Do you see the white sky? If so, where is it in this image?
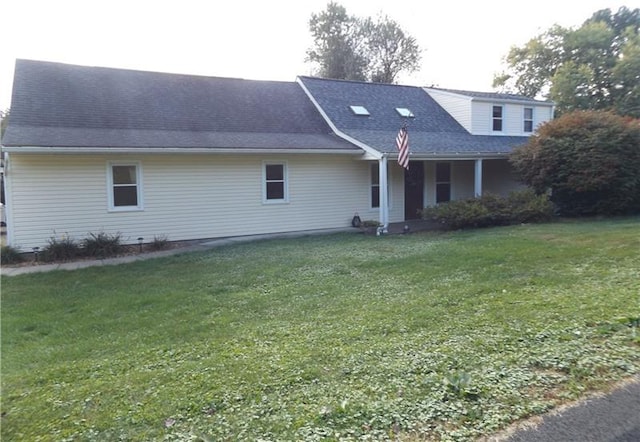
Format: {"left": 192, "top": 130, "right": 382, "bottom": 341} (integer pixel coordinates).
{"left": 1, "top": 0, "right": 636, "bottom": 111}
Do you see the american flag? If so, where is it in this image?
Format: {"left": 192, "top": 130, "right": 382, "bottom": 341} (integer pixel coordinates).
{"left": 396, "top": 126, "right": 409, "bottom": 169}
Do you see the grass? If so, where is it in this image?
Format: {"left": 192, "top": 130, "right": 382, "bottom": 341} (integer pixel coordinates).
{"left": 1, "top": 218, "right": 639, "bottom": 441}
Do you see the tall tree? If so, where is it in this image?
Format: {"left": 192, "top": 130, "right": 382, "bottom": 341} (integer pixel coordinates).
{"left": 306, "top": 2, "right": 421, "bottom": 83}
{"left": 361, "top": 15, "right": 422, "bottom": 83}
{"left": 494, "top": 7, "right": 640, "bottom": 116}
{"left": 306, "top": 2, "right": 367, "bottom": 81}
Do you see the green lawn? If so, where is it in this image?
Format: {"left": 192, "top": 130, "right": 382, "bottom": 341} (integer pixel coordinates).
{"left": 2, "top": 218, "right": 639, "bottom": 441}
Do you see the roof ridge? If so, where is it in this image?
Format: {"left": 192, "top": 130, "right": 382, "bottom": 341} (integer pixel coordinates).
{"left": 297, "top": 75, "right": 424, "bottom": 90}
{"left": 15, "top": 59, "right": 298, "bottom": 85}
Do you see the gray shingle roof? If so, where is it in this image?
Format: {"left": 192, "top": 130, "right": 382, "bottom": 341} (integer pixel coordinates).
{"left": 299, "top": 77, "right": 529, "bottom": 155}
{"left": 427, "top": 87, "right": 553, "bottom": 104}
{"left": 2, "top": 60, "right": 359, "bottom": 151}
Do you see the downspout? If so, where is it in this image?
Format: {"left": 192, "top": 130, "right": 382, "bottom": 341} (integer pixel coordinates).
{"left": 3, "top": 152, "right": 12, "bottom": 247}
{"left": 379, "top": 155, "right": 389, "bottom": 233}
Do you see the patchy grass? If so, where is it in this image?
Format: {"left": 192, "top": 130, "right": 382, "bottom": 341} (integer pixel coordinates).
{"left": 1, "top": 218, "right": 639, "bottom": 441}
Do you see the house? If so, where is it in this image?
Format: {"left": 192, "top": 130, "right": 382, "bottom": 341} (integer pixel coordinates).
{"left": 1, "top": 60, "right": 554, "bottom": 252}
{"left": 298, "top": 77, "right": 554, "bottom": 225}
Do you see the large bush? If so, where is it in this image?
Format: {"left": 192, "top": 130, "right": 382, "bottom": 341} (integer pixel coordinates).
{"left": 510, "top": 111, "right": 640, "bottom": 216}
{"left": 421, "top": 190, "right": 554, "bottom": 230}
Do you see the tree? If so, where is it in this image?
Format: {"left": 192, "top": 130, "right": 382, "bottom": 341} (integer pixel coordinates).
{"left": 306, "top": 2, "right": 421, "bottom": 83}
{"left": 306, "top": 2, "right": 368, "bottom": 81}
{"left": 360, "top": 15, "right": 422, "bottom": 83}
{"left": 494, "top": 7, "right": 640, "bottom": 117}
{"left": 510, "top": 110, "right": 640, "bottom": 216}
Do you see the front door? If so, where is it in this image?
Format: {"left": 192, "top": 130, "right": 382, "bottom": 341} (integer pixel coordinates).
{"left": 404, "top": 161, "right": 424, "bottom": 219}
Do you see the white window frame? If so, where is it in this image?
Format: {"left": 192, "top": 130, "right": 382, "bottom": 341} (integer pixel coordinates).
{"left": 262, "top": 161, "right": 289, "bottom": 204}
{"left": 435, "top": 162, "right": 451, "bottom": 203}
{"left": 107, "top": 161, "right": 144, "bottom": 212}
{"left": 524, "top": 107, "right": 534, "bottom": 133}
{"left": 371, "top": 162, "right": 380, "bottom": 208}
{"left": 492, "top": 105, "right": 504, "bottom": 132}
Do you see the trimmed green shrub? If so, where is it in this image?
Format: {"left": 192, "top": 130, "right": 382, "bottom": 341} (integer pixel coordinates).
{"left": 1, "top": 245, "right": 24, "bottom": 265}
{"left": 41, "top": 235, "right": 81, "bottom": 262}
{"left": 422, "top": 189, "right": 554, "bottom": 230}
{"left": 83, "top": 232, "right": 124, "bottom": 258}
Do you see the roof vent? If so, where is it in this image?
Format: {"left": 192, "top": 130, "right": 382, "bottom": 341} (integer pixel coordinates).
{"left": 350, "top": 105, "right": 370, "bottom": 116}
{"left": 395, "top": 107, "right": 414, "bottom": 118}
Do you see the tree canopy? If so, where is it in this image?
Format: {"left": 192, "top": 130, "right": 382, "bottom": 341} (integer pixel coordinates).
{"left": 510, "top": 110, "right": 640, "bottom": 216}
{"left": 494, "top": 7, "right": 640, "bottom": 117}
{"left": 306, "top": 2, "right": 421, "bottom": 83}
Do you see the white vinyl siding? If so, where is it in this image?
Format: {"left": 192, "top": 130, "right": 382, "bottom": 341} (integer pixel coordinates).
{"left": 423, "top": 159, "right": 521, "bottom": 206}
{"left": 425, "top": 88, "right": 554, "bottom": 136}
{"left": 472, "top": 102, "right": 554, "bottom": 135}
{"left": 423, "top": 88, "right": 473, "bottom": 132}
{"left": 6, "top": 154, "right": 403, "bottom": 251}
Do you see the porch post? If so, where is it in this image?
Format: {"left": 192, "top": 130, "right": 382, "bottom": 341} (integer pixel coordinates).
{"left": 379, "top": 155, "right": 389, "bottom": 232}
{"left": 474, "top": 159, "right": 483, "bottom": 197}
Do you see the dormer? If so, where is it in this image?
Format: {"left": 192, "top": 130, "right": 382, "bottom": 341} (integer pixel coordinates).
{"left": 424, "top": 88, "right": 554, "bottom": 136}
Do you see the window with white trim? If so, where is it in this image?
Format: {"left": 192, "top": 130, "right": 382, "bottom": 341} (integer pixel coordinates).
{"left": 371, "top": 163, "right": 380, "bottom": 208}
{"left": 107, "top": 162, "right": 143, "bottom": 211}
{"left": 524, "top": 107, "right": 534, "bottom": 133}
{"left": 263, "top": 162, "right": 288, "bottom": 203}
{"left": 435, "top": 162, "right": 451, "bottom": 203}
{"left": 492, "top": 105, "right": 503, "bottom": 132}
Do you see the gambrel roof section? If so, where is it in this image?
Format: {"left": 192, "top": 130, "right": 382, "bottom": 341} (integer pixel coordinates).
{"left": 297, "top": 76, "right": 530, "bottom": 158}
{"left": 2, "top": 60, "right": 359, "bottom": 153}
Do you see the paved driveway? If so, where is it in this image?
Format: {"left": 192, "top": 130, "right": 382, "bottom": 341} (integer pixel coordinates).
{"left": 504, "top": 376, "right": 640, "bottom": 442}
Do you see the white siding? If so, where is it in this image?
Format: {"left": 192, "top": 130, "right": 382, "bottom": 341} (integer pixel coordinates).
{"left": 424, "top": 89, "right": 473, "bottom": 132}
{"left": 472, "top": 101, "right": 553, "bottom": 135}
{"left": 483, "top": 159, "right": 524, "bottom": 195}
{"left": 421, "top": 159, "right": 521, "bottom": 207}
{"left": 6, "top": 154, "right": 377, "bottom": 251}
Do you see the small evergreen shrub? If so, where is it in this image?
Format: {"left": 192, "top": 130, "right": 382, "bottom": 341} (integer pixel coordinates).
{"left": 1, "top": 245, "right": 24, "bottom": 265}
{"left": 149, "top": 235, "right": 169, "bottom": 251}
{"left": 422, "top": 190, "right": 553, "bottom": 230}
{"left": 41, "top": 235, "right": 81, "bottom": 262}
{"left": 507, "top": 189, "right": 556, "bottom": 223}
{"left": 83, "top": 232, "right": 124, "bottom": 258}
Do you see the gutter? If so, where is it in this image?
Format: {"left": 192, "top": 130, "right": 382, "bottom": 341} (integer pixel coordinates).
{"left": 1, "top": 146, "right": 364, "bottom": 155}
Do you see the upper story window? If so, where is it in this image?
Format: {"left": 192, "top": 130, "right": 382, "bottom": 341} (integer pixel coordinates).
{"left": 524, "top": 107, "right": 534, "bottom": 133}
{"left": 492, "top": 105, "right": 503, "bottom": 132}
{"left": 263, "top": 162, "right": 288, "bottom": 203}
{"left": 107, "top": 162, "right": 143, "bottom": 211}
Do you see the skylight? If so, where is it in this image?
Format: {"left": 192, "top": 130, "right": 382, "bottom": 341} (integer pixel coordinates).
{"left": 350, "top": 105, "right": 370, "bottom": 116}
{"left": 395, "top": 107, "right": 415, "bottom": 118}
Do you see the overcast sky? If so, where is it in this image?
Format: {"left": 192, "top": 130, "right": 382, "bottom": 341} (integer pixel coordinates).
{"left": 1, "top": 0, "right": 635, "bottom": 111}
